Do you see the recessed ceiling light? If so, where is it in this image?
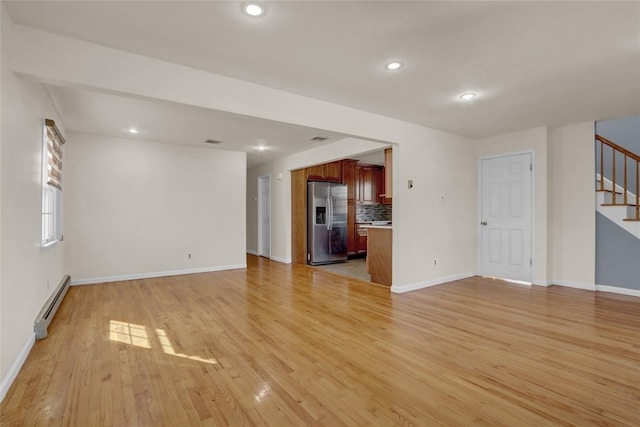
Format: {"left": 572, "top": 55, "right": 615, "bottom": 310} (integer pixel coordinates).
{"left": 128, "top": 128, "right": 139, "bottom": 134}
{"left": 385, "top": 61, "right": 403, "bottom": 71}
{"left": 459, "top": 93, "right": 476, "bottom": 101}
{"left": 257, "top": 145, "right": 267, "bottom": 151}
{"left": 243, "top": 3, "right": 265, "bottom": 17}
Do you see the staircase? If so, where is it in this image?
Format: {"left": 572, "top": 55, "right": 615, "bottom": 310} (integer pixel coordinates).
{"left": 595, "top": 134, "right": 640, "bottom": 239}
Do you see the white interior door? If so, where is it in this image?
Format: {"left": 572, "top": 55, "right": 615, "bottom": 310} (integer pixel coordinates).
{"left": 258, "top": 175, "right": 271, "bottom": 257}
{"left": 480, "top": 153, "right": 532, "bottom": 282}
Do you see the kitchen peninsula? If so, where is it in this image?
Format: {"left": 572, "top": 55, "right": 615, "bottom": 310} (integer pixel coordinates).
{"left": 361, "top": 224, "right": 392, "bottom": 286}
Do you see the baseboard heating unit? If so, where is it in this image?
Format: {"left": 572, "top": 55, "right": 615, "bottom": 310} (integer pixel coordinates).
{"left": 34, "top": 274, "right": 71, "bottom": 340}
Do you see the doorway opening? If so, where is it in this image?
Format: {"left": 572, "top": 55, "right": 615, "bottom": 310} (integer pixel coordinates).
{"left": 258, "top": 175, "right": 271, "bottom": 258}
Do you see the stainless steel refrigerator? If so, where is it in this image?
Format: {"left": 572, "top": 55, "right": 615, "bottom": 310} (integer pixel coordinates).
{"left": 307, "top": 181, "right": 348, "bottom": 265}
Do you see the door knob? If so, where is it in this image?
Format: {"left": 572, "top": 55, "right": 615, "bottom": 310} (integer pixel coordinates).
{"left": 481, "top": 221, "right": 488, "bottom": 226}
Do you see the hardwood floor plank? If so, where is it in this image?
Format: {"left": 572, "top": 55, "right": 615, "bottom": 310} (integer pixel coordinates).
{"left": 1, "top": 256, "right": 639, "bottom": 426}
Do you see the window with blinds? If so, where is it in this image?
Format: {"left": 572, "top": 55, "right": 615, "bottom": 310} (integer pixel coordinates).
{"left": 42, "top": 118, "right": 65, "bottom": 246}
{"left": 44, "top": 118, "right": 65, "bottom": 190}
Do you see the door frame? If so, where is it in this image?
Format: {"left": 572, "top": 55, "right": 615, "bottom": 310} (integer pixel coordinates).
{"left": 477, "top": 149, "right": 535, "bottom": 283}
{"left": 257, "top": 174, "right": 271, "bottom": 258}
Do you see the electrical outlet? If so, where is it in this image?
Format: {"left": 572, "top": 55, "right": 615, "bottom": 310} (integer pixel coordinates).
{"left": 188, "top": 253, "right": 192, "bottom": 260}
{"left": 433, "top": 259, "right": 437, "bottom": 266}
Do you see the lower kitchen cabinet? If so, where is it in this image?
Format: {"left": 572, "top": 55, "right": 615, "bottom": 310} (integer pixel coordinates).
{"left": 366, "top": 227, "right": 392, "bottom": 286}
{"left": 356, "top": 225, "right": 368, "bottom": 254}
{"left": 347, "top": 203, "right": 356, "bottom": 256}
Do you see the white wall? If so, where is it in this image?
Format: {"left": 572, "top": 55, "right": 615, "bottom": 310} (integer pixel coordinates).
{"left": 0, "top": 4, "right": 65, "bottom": 397}
{"left": 548, "top": 122, "right": 596, "bottom": 286}
{"left": 393, "top": 132, "right": 477, "bottom": 289}
{"left": 64, "top": 134, "right": 247, "bottom": 283}
{"left": 476, "top": 127, "right": 549, "bottom": 285}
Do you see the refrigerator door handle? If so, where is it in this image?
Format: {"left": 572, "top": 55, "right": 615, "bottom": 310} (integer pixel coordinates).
{"left": 330, "top": 195, "right": 335, "bottom": 230}
{"left": 326, "top": 195, "right": 332, "bottom": 230}
{"left": 329, "top": 195, "right": 334, "bottom": 230}
{"left": 328, "top": 196, "right": 333, "bottom": 230}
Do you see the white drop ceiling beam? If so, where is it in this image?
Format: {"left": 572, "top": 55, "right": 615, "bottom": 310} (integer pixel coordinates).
{"left": 9, "top": 23, "right": 442, "bottom": 146}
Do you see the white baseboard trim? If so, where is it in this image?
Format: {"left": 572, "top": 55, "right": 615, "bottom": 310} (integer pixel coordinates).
{"left": 246, "top": 250, "right": 258, "bottom": 256}
{"left": 70, "top": 264, "right": 247, "bottom": 286}
{"left": 551, "top": 280, "right": 597, "bottom": 291}
{"left": 269, "top": 256, "right": 292, "bottom": 264}
{"left": 1, "top": 333, "right": 36, "bottom": 403}
{"left": 550, "top": 280, "right": 639, "bottom": 297}
{"left": 595, "top": 284, "right": 640, "bottom": 297}
{"left": 532, "top": 280, "right": 550, "bottom": 287}
{"left": 391, "top": 272, "right": 474, "bottom": 294}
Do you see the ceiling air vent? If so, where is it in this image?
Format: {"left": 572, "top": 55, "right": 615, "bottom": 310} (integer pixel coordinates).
{"left": 204, "top": 139, "right": 223, "bottom": 145}
{"left": 310, "top": 136, "right": 328, "bottom": 142}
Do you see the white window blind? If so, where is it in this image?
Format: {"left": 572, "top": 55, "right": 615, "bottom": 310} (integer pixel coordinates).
{"left": 45, "top": 118, "right": 65, "bottom": 190}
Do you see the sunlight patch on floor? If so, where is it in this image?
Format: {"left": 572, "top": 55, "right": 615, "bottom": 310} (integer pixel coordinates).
{"left": 109, "top": 320, "right": 150, "bottom": 348}
{"left": 156, "top": 328, "right": 219, "bottom": 365}
{"left": 108, "top": 320, "right": 218, "bottom": 364}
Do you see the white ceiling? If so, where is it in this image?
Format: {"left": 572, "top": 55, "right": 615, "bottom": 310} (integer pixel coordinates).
{"left": 6, "top": 1, "right": 640, "bottom": 156}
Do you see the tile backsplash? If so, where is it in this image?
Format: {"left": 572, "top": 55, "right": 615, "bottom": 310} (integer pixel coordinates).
{"left": 356, "top": 204, "right": 392, "bottom": 222}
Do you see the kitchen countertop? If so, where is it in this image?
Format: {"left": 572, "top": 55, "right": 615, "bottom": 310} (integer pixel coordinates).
{"left": 359, "top": 225, "right": 392, "bottom": 229}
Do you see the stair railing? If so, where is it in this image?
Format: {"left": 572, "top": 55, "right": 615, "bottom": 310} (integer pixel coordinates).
{"left": 596, "top": 134, "right": 640, "bottom": 221}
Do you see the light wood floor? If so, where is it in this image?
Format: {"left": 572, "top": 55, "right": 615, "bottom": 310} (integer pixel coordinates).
{"left": 2, "top": 255, "right": 639, "bottom": 426}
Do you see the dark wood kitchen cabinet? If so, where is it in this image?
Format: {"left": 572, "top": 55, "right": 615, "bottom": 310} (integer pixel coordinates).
{"left": 347, "top": 203, "right": 356, "bottom": 256}
{"left": 306, "top": 161, "right": 342, "bottom": 182}
{"left": 356, "top": 164, "right": 384, "bottom": 205}
{"left": 358, "top": 165, "right": 375, "bottom": 204}
{"left": 375, "top": 166, "right": 386, "bottom": 204}
{"left": 356, "top": 225, "right": 368, "bottom": 254}
{"left": 325, "top": 161, "right": 343, "bottom": 182}
{"left": 382, "top": 148, "right": 392, "bottom": 204}
{"left": 342, "top": 159, "right": 358, "bottom": 256}
{"left": 341, "top": 159, "right": 357, "bottom": 202}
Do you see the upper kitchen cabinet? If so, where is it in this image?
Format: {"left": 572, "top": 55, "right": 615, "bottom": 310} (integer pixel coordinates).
{"left": 325, "top": 161, "right": 343, "bottom": 182}
{"left": 306, "top": 161, "right": 342, "bottom": 182}
{"left": 357, "top": 164, "right": 386, "bottom": 205}
{"left": 341, "top": 159, "right": 357, "bottom": 202}
{"left": 382, "top": 148, "right": 393, "bottom": 204}
{"left": 357, "top": 165, "right": 378, "bottom": 204}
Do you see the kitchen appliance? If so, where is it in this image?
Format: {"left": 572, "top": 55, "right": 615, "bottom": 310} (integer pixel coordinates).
{"left": 307, "top": 181, "right": 348, "bottom": 265}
